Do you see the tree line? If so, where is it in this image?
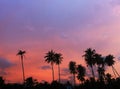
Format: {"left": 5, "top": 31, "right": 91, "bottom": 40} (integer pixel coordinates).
{"left": 44, "top": 48, "right": 120, "bottom": 85}
{"left": 0, "top": 48, "right": 120, "bottom": 89}
{"left": 68, "top": 48, "right": 120, "bottom": 86}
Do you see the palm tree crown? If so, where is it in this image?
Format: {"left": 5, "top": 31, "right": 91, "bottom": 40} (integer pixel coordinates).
{"left": 69, "top": 61, "right": 77, "bottom": 74}
{"left": 104, "top": 54, "right": 120, "bottom": 77}
{"left": 44, "top": 50, "right": 56, "bottom": 64}
{"left": 105, "top": 54, "right": 115, "bottom": 66}
{"left": 69, "top": 61, "right": 77, "bottom": 86}
{"left": 83, "top": 48, "right": 96, "bottom": 78}
{"left": 83, "top": 48, "right": 96, "bottom": 67}
{"left": 17, "top": 50, "right": 26, "bottom": 56}
{"left": 94, "top": 53, "right": 104, "bottom": 66}
{"left": 54, "top": 53, "right": 63, "bottom": 65}
{"left": 77, "top": 64, "right": 86, "bottom": 83}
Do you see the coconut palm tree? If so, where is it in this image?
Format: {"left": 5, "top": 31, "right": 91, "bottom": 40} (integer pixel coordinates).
{"left": 44, "top": 50, "right": 56, "bottom": 81}
{"left": 105, "top": 55, "right": 115, "bottom": 66}
{"left": 54, "top": 53, "right": 63, "bottom": 83}
{"left": 94, "top": 53, "right": 105, "bottom": 81}
{"left": 105, "top": 54, "right": 120, "bottom": 78}
{"left": 76, "top": 64, "right": 86, "bottom": 83}
{"left": 17, "top": 50, "right": 26, "bottom": 83}
{"left": 69, "top": 61, "right": 77, "bottom": 86}
{"left": 83, "top": 48, "right": 96, "bottom": 79}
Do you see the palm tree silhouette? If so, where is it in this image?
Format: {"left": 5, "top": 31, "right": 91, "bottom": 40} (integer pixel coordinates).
{"left": 25, "top": 77, "right": 38, "bottom": 87}
{"left": 105, "top": 73, "right": 112, "bottom": 84}
{"left": 83, "top": 48, "right": 96, "bottom": 79}
{"left": 54, "top": 53, "right": 63, "bottom": 83}
{"left": 94, "top": 53, "right": 104, "bottom": 67}
{"left": 44, "top": 50, "right": 56, "bottom": 81}
{"left": 94, "top": 53, "right": 105, "bottom": 81}
{"left": 17, "top": 50, "right": 26, "bottom": 83}
{"left": 76, "top": 64, "right": 86, "bottom": 83}
{"left": 97, "top": 67, "right": 105, "bottom": 82}
{"left": 105, "top": 54, "right": 120, "bottom": 78}
{"left": 69, "top": 61, "right": 77, "bottom": 86}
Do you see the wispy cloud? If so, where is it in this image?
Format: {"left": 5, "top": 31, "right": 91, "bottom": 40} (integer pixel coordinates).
{"left": 40, "top": 65, "right": 51, "bottom": 70}
{"left": 0, "top": 57, "right": 15, "bottom": 76}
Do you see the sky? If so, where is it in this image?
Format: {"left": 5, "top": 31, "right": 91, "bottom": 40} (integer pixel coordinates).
{"left": 1, "top": 0, "right": 120, "bottom": 83}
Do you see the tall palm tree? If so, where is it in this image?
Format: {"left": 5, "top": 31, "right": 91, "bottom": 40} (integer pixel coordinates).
{"left": 54, "top": 53, "right": 63, "bottom": 83}
{"left": 44, "top": 50, "right": 56, "bottom": 81}
{"left": 83, "top": 48, "right": 96, "bottom": 79}
{"left": 94, "top": 53, "right": 105, "bottom": 81}
{"left": 105, "top": 54, "right": 120, "bottom": 78}
{"left": 17, "top": 50, "right": 26, "bottom": 83}
{"left": 69, "top": 61, "right": 77, "bottom": 86}
{"left": 76, "top": 64, "right": 86, "bottom": 83}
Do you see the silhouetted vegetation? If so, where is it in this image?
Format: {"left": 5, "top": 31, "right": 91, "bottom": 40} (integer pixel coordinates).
{"left": 44, "top": 50, "right": 63, "bottom": 82}
{"left": 44, "top": 50, "right": 56, "bottom": 81}
{"left": 17, "top": 50, "right": 26, "bottom": 83}
{"left": 0, "top": 48, "right": 120, "bottom": 89}
{"left": 1, "top": 76, "right": 120, "bottom": 89}
{"left": 69, "top": 61, "right": 77, "bottom": 86}
{"left": 54, "top": 52, "right": 63, "bottom": 83}
{"left": 83, "top": 48, "right": 96, "bottom": 79}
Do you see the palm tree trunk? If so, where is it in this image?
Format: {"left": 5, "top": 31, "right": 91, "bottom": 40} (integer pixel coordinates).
{"left": 51, "top": 63, "right": 54, "bottom": 81}
{"left": 112, "top": 66, "right": 120, "bottom": 77}
{"left": 112, "top": 66, "right": 117, "bottom": 78}
{"left": 58, "top": 64, "right": 60, "bottom": 83}
{"left": 91, "top": 65, "right": 95, "bottom": 79}
{"left": 21, "top": 55, "right": 25, "bottom": 83}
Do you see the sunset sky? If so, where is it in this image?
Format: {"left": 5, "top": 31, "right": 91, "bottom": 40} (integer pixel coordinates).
{"left": 1, "top": 0, "right": 120, "bottom": 83}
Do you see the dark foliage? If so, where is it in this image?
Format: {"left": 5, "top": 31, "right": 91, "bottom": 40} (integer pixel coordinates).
{"left": 1, "top": 77, "right": 120, "bottom": 89}
{"left": 1, "top": 48, "right": 120, "bottom": 89}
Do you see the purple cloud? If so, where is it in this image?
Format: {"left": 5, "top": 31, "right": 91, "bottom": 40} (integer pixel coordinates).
{"left": 0, "top": 57, "right": 14, "bottom": 69}
{"left": 40, "top": 65, "right": 51, "bottom": 70}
